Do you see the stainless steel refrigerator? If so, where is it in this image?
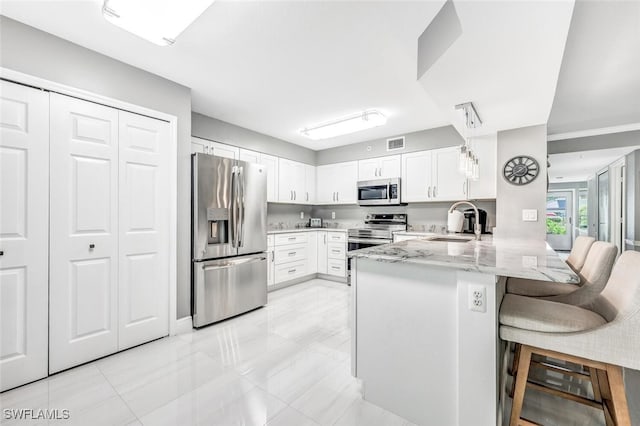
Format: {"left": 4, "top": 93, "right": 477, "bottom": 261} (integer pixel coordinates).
{"left": 192, "top": 153, "right": 268, "bottom": 328}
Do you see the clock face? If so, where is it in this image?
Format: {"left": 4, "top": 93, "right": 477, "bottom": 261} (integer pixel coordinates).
{"left": 503, "top": 156, "right": 539, "bottom": 185}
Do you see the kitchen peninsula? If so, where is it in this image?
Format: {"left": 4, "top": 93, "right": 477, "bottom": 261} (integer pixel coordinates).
{"left": 348, "top": 236, "right": 579, "bottom": 426}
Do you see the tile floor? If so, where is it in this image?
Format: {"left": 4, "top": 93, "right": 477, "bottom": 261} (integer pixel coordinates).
{"left": 1, "top": 279, "right": 638, "bottom": 425}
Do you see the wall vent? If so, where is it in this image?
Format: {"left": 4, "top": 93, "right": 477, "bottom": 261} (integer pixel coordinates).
{"left": 387, "top": 136, "right": 405, "bottom": 151}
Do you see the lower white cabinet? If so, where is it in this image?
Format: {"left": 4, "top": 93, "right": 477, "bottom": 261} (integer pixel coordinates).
{"left": 0, "top": 81, "right": 49, "bottom": 392}
{"left": 317, "top": 231, "right": 328, "bottom": 274}
{"left": 267, "top": 235, "right": 275, "bottom": 287}
{"left": 273, "top": 232, "right": 309, "bottom": 285}
{"left": 49, "top": 94, "right": 170, "bottom": 373}
{"left": 319, "top": 232, "right": 347, "bottom": 278}
{"left": 275, "top": 261, "right": 308, "bottom": 282}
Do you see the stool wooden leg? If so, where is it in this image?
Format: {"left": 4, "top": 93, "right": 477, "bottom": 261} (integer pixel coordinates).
{"left": 589, "top": 367, "right": 602, "bottom": 403}
{"left": 510, "top": 343, "right": 522, "bottom": 398}
{"left": 605, "top": 365, "right": 631, "bottom": 426}
{"left": 510, "top": 345, "right": 532, "bottom": 426}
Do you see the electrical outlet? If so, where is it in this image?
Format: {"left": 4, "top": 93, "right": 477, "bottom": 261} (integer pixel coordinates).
{"left": 300, "top": 211, "right": 304, "bottom": 219}
{"left": 332, "top": 211, "right": 336, "bottom": 219}
{"left": 522, "top": 209, "right": 538, "bottom": 222}
{"left": 468, "top": 285, "right": 486, "bottom": 313}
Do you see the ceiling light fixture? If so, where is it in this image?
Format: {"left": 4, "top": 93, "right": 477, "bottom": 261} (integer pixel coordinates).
{"left": 455, "top": 102, "right": 482, "bottom": 181}
{"left": 102, "top": 0, "right": 215, "bottom": 46}
{"left": 300, "top": 110, "right": 387, "bottom": 140}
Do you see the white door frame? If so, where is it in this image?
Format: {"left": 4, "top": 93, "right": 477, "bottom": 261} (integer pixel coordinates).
{"left": 0, "top": 67, "right": 181, "bottom": 336}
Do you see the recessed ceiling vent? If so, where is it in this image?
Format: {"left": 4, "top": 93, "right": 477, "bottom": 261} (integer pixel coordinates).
{"left": 387, "top": 136, "right": 405, "bottom": 151}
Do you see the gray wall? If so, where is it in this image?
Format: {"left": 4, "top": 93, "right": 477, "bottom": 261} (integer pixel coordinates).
{"left": 316, "top": 126, "right": 463, "bottom": 165}
{"left": 548, "top": 129, "right": 640, "bottom": 154}
{"left": 0, "top": 16, "right": 193, "bottom": 319}
{"left": 192, "top": 112, "right": 316, "bottom": 164}
{"left": 496, "top": 124, "right": 548, "bottom": 239}
{"left": 625, "top": 150, "right": 640, "bottom": 251}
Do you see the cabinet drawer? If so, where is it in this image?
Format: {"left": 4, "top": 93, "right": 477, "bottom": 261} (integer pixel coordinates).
{"left": 327, "top": 259, "right": 345, "bottom": 277}
{"left": 274, "top": 233, "right": 308, "bottom": 246}
{"left": 267, "top": 234, "right": 274, "bottom": 247}
{"left": 327, "top": 242, "right": 345, "bottom": 259}
{"left": 327, "top": 232, "right": 346, "bottom": 243}
{"left": 275, "top": 261, "right": 308, "bottom": 283}
{"left": 274, "top": 243, "right": 307, "bottom": 264}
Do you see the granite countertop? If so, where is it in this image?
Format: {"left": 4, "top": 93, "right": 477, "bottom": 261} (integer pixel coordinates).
{"left": 348, "top": 236, "right": 579, "bottom": 283}
{"left": 267, "top": 228, "right": 349, "bottom": 234}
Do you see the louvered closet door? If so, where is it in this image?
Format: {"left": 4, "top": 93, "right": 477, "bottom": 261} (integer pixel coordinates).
{"left": 0, "top": 81, "right": 49, "bottom": 391}
{"left": 118, "top": 111, "right": 169, "bottom": 350}
{"left": 49, "top": 94, "right": 118, "bottom": 373}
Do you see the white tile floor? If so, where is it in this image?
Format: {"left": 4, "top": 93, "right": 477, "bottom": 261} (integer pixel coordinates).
{"left": 1, "top": 279, "right": 638, "bottom": 425}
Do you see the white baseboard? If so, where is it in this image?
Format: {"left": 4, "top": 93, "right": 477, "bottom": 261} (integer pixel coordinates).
{"left": 174, "top": 316, "right": 193, "bottom": 335}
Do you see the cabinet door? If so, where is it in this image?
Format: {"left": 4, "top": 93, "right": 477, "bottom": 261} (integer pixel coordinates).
{"left": 278, "top": 158, "right": 305, "bottom": 203}
{"left": 358, "top": 158, "right": 380, "bottom": 180}
{"left": 380, "top": 155, "right": 401, "bottom": 178}
{"left": 209, "top": 141, "right": 238, "bottom": 159}
{"left": 402, "top": 151, "right": 431, "bottom": 202}
{"left": 0, "top": 81, "right": 49, "bottom": 391}
{"left": 259, "top": 153, "right": 279, "bottom": 203}
{"left": 306, "top": 232, "right": 318, "bottom": 274}
{"left": 118, "top": 111, "right": 170, "bottom": 351}
{"left": 49, "top": 94, "right": 119, "bottom": 374}
{"left": 315, "top": 165, "right": 335, "bottom": 204}
{"left": 191, "top": 140, "right": 206, "bottom": 154}
{"left": 467, "top": 136, "right": 497, "bottom": 199}
{"left": 317, "top": 232, "right": 328, "bottom": 274}
{"left": 335, "top": 161, "right": 358, "bottom": 204}
{"left": 304, "top": 164, "right": 316, "bottom": 204}
{"left": 431, "top": 147, "right": 466, "bottom": 201}
{"left": 267, "top": 246, "right": 275, "bottom": 287}
{"left": 239, "top": 148, "right": 260, "bottom": 163}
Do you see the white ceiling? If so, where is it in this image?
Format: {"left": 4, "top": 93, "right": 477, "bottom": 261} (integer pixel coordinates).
{"left": 547, "top": 0, "right": 640, "bottom": 137}
{"left": 1, "top": 0, "right": 576, "bottom": 150}
{"left": 548, "top": 146, "right": 639, "bottom": 183}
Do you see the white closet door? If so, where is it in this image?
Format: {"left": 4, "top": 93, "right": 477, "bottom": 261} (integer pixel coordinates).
{"left": 49, "top": 94, "right": 119, "bottom": 373}
{"left": 0, "top": 81, "right": 49, "bottom": 391}
{"left": 118, "top": 111, "right": 169, "bottom": 350}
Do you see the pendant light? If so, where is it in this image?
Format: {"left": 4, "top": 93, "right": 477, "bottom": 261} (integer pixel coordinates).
{"left": 455, "top": 102, "right": 482, "bottom": 181}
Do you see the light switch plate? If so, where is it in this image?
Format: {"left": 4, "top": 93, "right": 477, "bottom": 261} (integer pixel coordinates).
{"left": 522, "top": 256, "right": 538, "bottom": 268}
{"left": 332, "top": 212, "right": 336, "bottom": 219}
{"left": 522, "top": 209, "right": 538, "bottom": 222}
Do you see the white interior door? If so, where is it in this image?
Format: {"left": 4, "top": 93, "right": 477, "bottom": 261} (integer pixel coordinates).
{"left": 49, "top": 94, "right": 119, "bottom": 373}
{"left": 118, "top": 111, "right": 170, "bottom": 350}
{"left": 0, "top": 81, "right": 49, "bottom": 391}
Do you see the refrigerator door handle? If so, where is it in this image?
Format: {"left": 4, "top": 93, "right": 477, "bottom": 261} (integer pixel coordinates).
{"left": 230, "top": 166, "right": 238, "bottom": 248}
{"left": 202, "top": 255, "right": 267, "bottom": 271}
{"left": 238, "top": 166, "right": 246, "bottom": 247}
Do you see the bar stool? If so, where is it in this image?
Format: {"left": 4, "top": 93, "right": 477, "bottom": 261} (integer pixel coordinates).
{"left": 566, "top": 235, "right": 596, "bottom": 273}
{"left": 507, "top": 239, "right": 612, "bottom": 298}
{"left": 500, "top": 250, "right": 640, "bottom": 426}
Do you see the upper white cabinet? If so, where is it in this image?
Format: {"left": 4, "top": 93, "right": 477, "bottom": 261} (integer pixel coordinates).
{"left": 0, "top": 81, "right": 49, "bottom": 392}
{"left": 278, "top": 158, "right": 306, "bottom": 203}
{"left": 305, "top": 164, "right": 316, "bottom": 204}
{"left": 316, "top": 161, "right": 358, "bottom": 204}
{"left": 402, "top": 147, "right": 467, "bottom": 202}
{"left": 358, "top": 155, "right": 401, "bottom": 180}
{"left": 467, "top": 136, "right": 497, "bottom": 199}
{"left": 191, "top": 137, "right": 239, "bottom": 159}
{"left": 240, "top": 148, "right": 279, "bottom": 202}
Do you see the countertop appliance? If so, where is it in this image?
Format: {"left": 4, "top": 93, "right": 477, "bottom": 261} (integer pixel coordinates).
{"left": 308, "top": 218, "right": 323, "bottom": 228}
{"left": 463, "top": 208, "right": 488, "bottom": 234}
{"left": 347, "top": 213, "right": 407, "bottom": 282}
{"left": 192, "top": 153, "right": 268, "bottom": 328}
{"left": 357, "top": 178, "right": 402, "bottom": 206}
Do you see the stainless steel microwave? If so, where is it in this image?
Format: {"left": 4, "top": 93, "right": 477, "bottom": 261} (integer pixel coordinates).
{"left": 357, "top": 178, "right": 402, "bottom": 206}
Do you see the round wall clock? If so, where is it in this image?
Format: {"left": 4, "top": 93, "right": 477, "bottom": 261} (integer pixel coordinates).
{"left": 503, "top": 156, "right": 539, "bottom": 185}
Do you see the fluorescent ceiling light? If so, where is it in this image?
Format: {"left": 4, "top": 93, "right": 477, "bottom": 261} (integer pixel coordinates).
{"left": 300, "top": 110, "right": 387, "bottom": 140}
{"left": 102, "top": 0, "right": 215, "bottom": 46}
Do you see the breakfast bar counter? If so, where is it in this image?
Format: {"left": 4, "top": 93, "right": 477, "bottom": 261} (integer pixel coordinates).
{"left": 348, "top": 236, "right": 578, "bottom": 426}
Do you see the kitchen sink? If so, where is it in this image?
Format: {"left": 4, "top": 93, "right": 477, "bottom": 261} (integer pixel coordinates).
{"left": 428, "top": 236, "right": 474, "bottom": 243}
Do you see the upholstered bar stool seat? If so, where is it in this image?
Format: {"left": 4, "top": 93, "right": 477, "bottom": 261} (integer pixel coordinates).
{"left": 507, "top": 240, "right": 616, "bottom": 298}
{"left": 566, "top": 235, "right": 596, "bottom": 273}
{"left": 500, "top": 250, "right": 640, "bottom": 426}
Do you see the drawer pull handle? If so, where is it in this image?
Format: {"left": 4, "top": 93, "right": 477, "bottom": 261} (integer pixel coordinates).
{"left": 288, "top": 269, "right": 296, "bottom": 273}
{"left": 288, "top": 237, "right": 296, "bottom": 240}
{"left": 288, "top": 252, "right": 296, "bottom": 256}
{"left": 331, "top": 249, "right": 340, "bottom": 253}
{"left": 331, "top": 266, "right": 340, "bottom": 270}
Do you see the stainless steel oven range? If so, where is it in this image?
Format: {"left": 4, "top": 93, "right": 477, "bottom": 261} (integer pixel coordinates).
{"left": 347, "top": 213, "right": 407, "bottom": 281}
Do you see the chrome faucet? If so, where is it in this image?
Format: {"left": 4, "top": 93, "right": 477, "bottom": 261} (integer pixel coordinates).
{"left": 448, "top": 201, "right": 482, "bottom": 241}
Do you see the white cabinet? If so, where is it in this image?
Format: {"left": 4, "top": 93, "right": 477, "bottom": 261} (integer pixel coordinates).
{"left": 0, "top": 81, "right": 49, "bottom": 391}
{"left": 316, "top": 161, "right": 358, "bottom": 204}
{"left": 267, "top": 236, "right": 275, "bottom": 287}
{"left": 304, "top": 164, "right": 316, "bottom": 204}
{"left": 273, "top": 232, "right": 309, "bottom": 285}
{"left": 402, "top": 147, "right": 466, "bottom": 202}
{"left": 278, "top": 158, "right": 306, "bottom": 203}
{"left": 431, "top": 147, "right": 467, "bottom": 201}
{"left": 467, "top": 136, "right": 497, "bottom": 199}
{"left": 307, "top": 231, "right": 318, "bottom": 274}
{"left": 191, "top": 137, "right": 238, "bottom": 159}
{"left": 49, "top": 94, "right": 170, "bottom": 373}
{"left": 317, "top": 231, "right": 328, "bottom": 274}
{"left": 326, "top": 232, "right": 347, "bottom": 278}
{"left": 240, "top": 149, "right": 279, "bottom": 202}
{"left": 402, "top": 151, "right": 432, "bottom": 202}
{"left": 358, "top": 155, "right": 401, "bottom": 180}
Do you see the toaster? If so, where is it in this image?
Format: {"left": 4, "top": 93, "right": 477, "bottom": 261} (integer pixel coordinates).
{"left": 308, "top": 218, "right": 323, "bottom": 228}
